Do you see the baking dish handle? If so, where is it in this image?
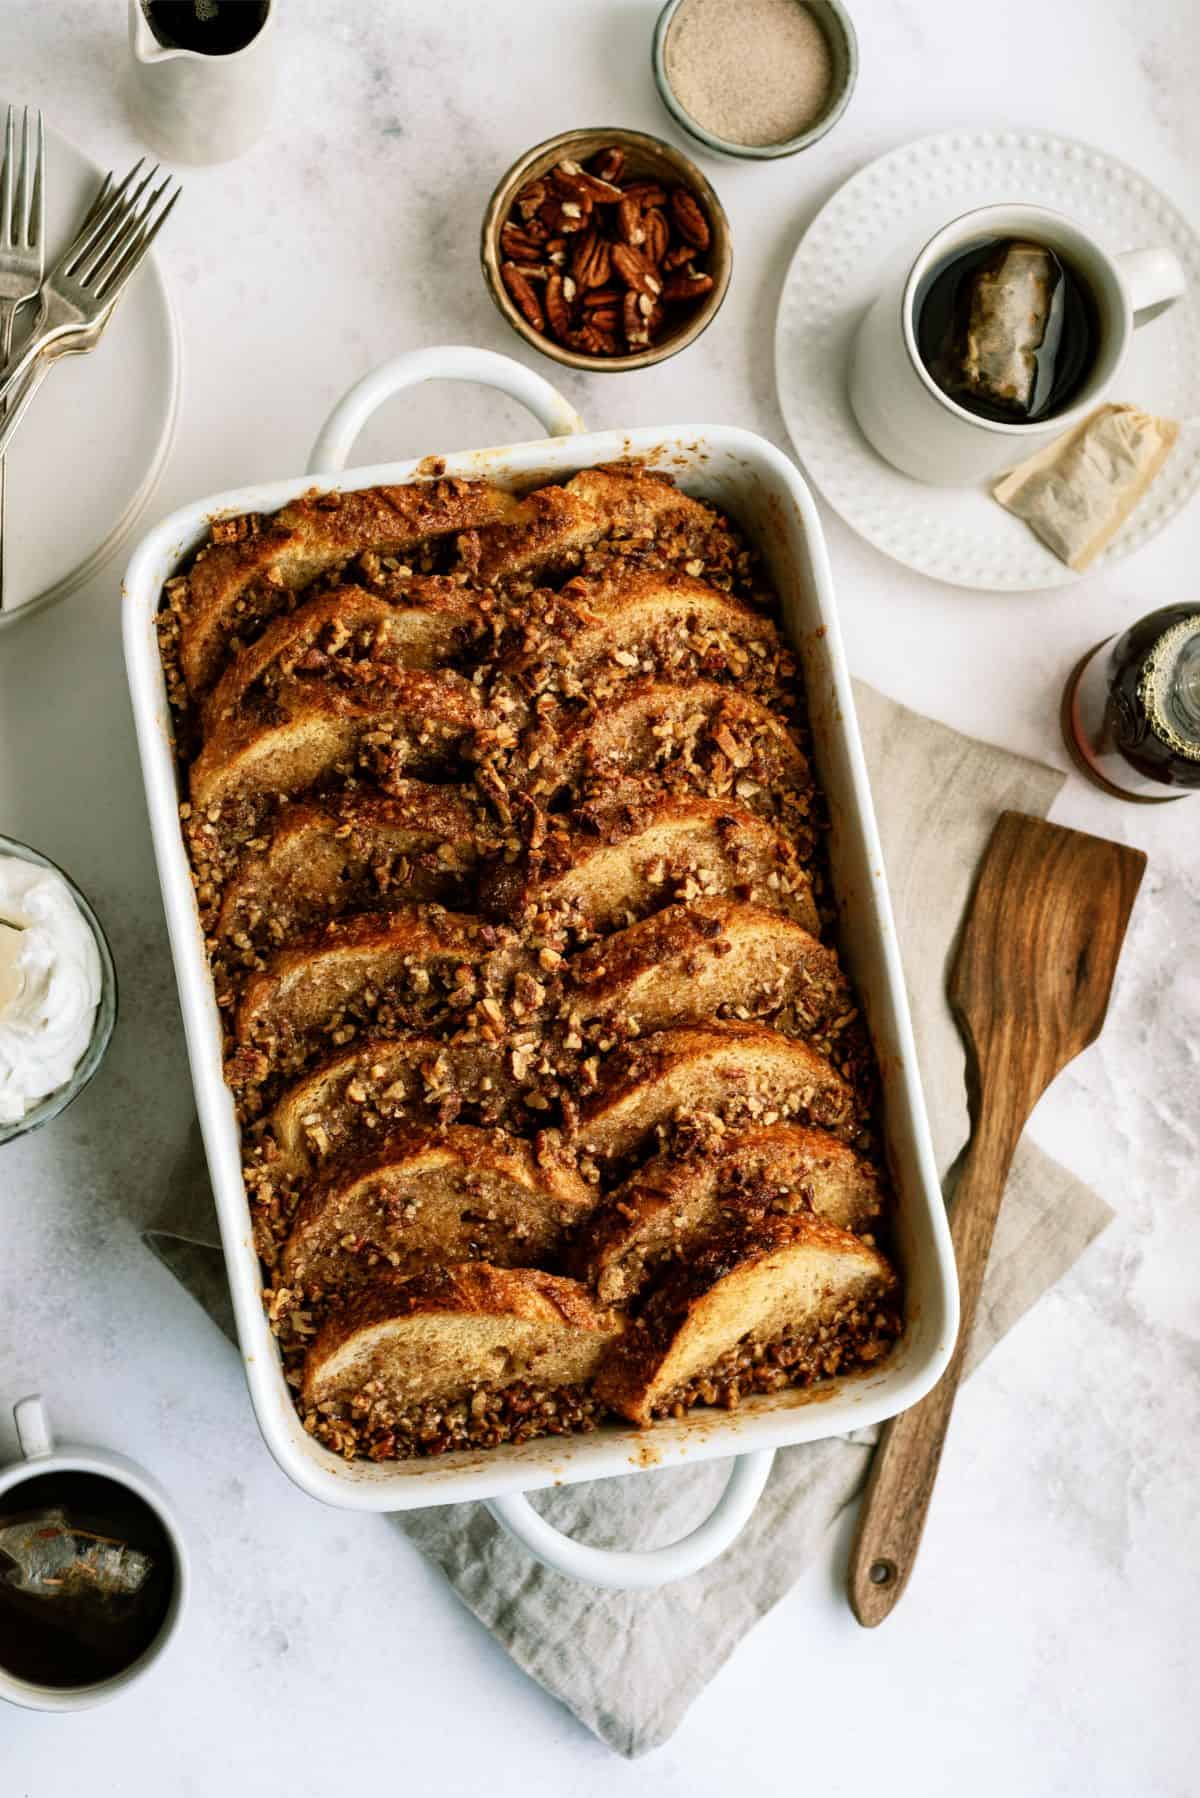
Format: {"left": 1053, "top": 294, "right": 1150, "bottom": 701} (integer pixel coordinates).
{"left": 485, "top": 1448, "right": 775, "bottom": 1590}
{"left": 307, "top": 345, "right": 585, "bottom": 474}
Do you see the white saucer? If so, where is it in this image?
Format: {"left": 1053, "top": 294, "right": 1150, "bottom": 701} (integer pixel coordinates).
{"left": 0, "top": 108, "right": 180, "bottom": 628}
{"left": 774, "top": 129, "right": 1200, "bottom": 591}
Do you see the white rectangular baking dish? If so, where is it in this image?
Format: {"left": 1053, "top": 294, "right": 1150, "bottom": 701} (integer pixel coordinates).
{"left": 123, "top": 346, "right": 958, "bottom": 1586}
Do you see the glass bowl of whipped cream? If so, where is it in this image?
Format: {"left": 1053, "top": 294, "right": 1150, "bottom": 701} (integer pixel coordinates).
{"left": 0, "top": 835, "right": 117, "bottom": 1146}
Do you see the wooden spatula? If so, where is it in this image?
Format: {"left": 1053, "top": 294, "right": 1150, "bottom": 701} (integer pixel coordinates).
{"left": 848, "top": 810, "right": 1146, "bottom": 1627}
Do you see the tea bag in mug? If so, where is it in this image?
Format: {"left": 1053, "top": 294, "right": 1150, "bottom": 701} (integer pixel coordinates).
{"left": 993, "top": 403, "right": 1179, "bottom": 570}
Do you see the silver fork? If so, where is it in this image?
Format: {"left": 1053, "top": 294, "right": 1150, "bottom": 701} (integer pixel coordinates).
{"left": 0, "top": 158, "right": 180, "bottom": 454}
{"left": 0, "top": 106, "right": 44, "bottom": 613}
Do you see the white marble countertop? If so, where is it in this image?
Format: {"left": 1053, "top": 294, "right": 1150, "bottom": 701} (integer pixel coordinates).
{"left": 1, "top": 1, "right": 1197, "bottom": 1790}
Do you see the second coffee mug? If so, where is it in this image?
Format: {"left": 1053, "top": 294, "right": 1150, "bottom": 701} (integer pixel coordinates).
{"left": 849, "top": 202, "right": 1186, "bottom": 486}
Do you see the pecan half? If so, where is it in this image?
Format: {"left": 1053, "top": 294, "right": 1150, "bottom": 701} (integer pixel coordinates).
{"left": 514, "top": 177, "right": 547, "bottom": 220}
{"left": 500, "top": 221, "right": 547, "bottom": 264}
{"left": 611, "top": 243, "right": 663, "bottom": 300}
{"left": 589, "top": 146, "right": 625, "bottom": 184}
{"left": 540, "top": 195, "right": 590, "bottom": 235}
{"left": 620, "top": 180, "right": 667, "bottom": 209}
{"left": 544, "top": 271, "right": 576, "bottom": 340}
{"left": 571, "top": 229, "right": 611, "bottom": 290}
{"left": 617, "top": 195, "right": 646, "bottom": 247}
{"left": 501, "top": 261, "right": 546, "bottom": 332}
{"left": 662, "top": 269, "right": 714, "bottom": 303}
{"left": 670, "top": 188, "right": 711, "bottom": 250}
{"left": 553, "top": 159, "right": 624, "bottom": 204}
{"left": 643, "top": 207, "right": 669, "bottom": 265}
{"left": 663, "top": 243, "right": 696, "bottom": 272}
{"left": 574, "top": 323, "right": 620, "bottom": 355}
{"left": 582, "top": 286, "right": 620, "bottom": 310}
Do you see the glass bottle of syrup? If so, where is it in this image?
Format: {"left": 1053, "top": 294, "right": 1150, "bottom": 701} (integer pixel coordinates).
{"left": 1063, "top": 605, "right": 1200, "bottom": 802}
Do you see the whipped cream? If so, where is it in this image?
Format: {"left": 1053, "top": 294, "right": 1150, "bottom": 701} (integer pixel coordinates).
{"left": 0, "top": 855, "right": 103, "bottom": 1125}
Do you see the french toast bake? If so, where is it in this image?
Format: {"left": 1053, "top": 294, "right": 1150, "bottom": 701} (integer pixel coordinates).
{"left": 160, "top": 461, "right": 901, "bottom": 1461}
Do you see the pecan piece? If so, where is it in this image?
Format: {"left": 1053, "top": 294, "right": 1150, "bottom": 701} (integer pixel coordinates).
{"left": 571, "top": 229, "right": 611, "bottom": 290}
{"left": 574, "top": 323, "right": 619, "bottom": 356}
{"left": 670, "top": 187, "right": 711, "bottom": 250}
{"left": 623, "top": 289, "right": 664, "bottom": 348}
{"left": 662, "top": 269, "right": 714, "bottom": 303}
{"left": 611, "top": 243, "right": 663, "bottom": 299}
{"left": 540, "top": 195, "right": 590, "bottom": 235}
{"left": 663, "top": 243, "right": 696, "bottom": 272}
{"left": 582, "top": 285, "right": 621, "bottom": 310}
{"left": 589, "top": 146, "right": 625, "bottom": 184}
{"left": 500, "top": 221, "right": 548, "bottom": 264}
{"left": 588, "top": 305, "right": 619, "bottom": 334}
{"left": 544, "top": 271, "right": 577, "bottom": 340}
{"left": 553, "top": 159, "right": 624, "bottom": 204}
{"left": 643, "top": 206, "right": 669, "bottom": 265}
{"left": 501, "top": 261, "right": 546, "bottom": 332}
{"left": 617, "top": 194, "right": 646, "bottom": 247}
{"left": 515, "top": 177, "right": 547, "bottom": 220}
{"left": 620, "top": 180, "right": 667, "bottom": 208}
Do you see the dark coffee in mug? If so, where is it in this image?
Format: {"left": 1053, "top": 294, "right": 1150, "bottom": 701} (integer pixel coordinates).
{"left": 917, "top": 236, "right": 1099, "bottom": 424}
{"left": 0, "top": 1470, "right": 176, "bottom": 1688}
{"left": 143, "top": 0, "right": 270, "bottom": 56}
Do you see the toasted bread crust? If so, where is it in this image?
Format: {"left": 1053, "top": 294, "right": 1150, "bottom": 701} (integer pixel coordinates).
{"left": 576, "top": 1024, "right": 865, "bottom": 1165}
{"left": 567, "top": 898, "right": 851, "bottom": 1040}
{"left": 481, "top": 791, "right": 818, "bottom": 935}
{"left": 179, "top": 479, "right": 523, "bottom": 695}
{"left": 574, "top": 1124, "right": 885, "bottom": 1302}
{"left": 595, "top": 1215, "right": 899, "bottom": 1424}
{"left": 282, "top": 1124, "right": 595, "bottom": 1290}
{"left": 202, "top": 580, "right": 480, "bottom": 733}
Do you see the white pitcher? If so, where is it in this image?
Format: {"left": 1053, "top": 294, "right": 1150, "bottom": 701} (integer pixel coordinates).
{"left": 127, "top": 0, "right": 276, "bottom": 165}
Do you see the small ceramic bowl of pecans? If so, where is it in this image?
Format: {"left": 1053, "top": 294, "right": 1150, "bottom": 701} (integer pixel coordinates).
{"left": 481, "top": 127, "right": 732, "bottom": 372}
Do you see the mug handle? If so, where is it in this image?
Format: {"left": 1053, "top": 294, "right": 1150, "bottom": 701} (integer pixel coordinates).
{"left": 1118, "top": 248, "right": 1187, "bottom": 322}
{"left": 308, "top": 344, "right": 585, "bottom": 474}
{"left": 485, "top": 1449, "right": 776, "bottom": 1591}
{"left": 14, "top": 1394, "right": 53, "bottom": 1460}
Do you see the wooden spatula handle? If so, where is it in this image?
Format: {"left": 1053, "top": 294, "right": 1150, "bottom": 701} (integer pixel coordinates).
{"left": 848, "top": 1103, "right": 1022, "bottom": 1626}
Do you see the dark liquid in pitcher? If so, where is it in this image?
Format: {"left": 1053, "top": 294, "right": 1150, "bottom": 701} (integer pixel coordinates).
{"left": 1106, "top": 604, "right": 1200, "bottom": 790}
{"left": 0, "top": 1471, "right": 175, "bottom": 1687}
{"left": 917, "top": 237, "right": 1098, "bottom": 423}
{"left": 144, "top": 1, "right": 268, "bottom": 55}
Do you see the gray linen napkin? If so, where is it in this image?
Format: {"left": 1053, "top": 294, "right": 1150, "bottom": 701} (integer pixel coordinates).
{"left": 145, "top": 682, "right": 1114, "bottom": 1757}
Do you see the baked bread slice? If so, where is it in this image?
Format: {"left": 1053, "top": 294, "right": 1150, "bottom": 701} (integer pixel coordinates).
{"left": 457, "top": 465, "right": 724, "bottom": 590}
{"left": 215, "top": 788, "right": 496, "bottom": 963}
{"left": 190, "top": 666, "right": 487, "bottom": 816}
{"left": 493, "top": 566, "right": 791, "bottom": 708}
{"left": 281, "top": 1124, "right": 594, "bottom": 1292}
{"left": 201, "top": 580, "right": 481, "bottom": 732}
{"left": 234, "top": 907, "right": 525, "bottom": 1084}
{"left": 575, "top": 1124, "right": 885, "bottom": 1303}
{"left": 268, "top": 1033, "right": 535, "bottom": 1176}
{"left": 481, "top": 791, "right": 818, "bottom": 936}
{"left": 568, "top": 899, "right": 852, "bottom": 1040}
{"left": 303, "top": 1263, "right": 624, "bottom": 1457}
{"left": 576, "top": 1023, "right": 865, "bottom": 1165}
{"left": 594, "top": 1214, "right": 899, "bottom": 1425}
{"left": 516, "top": 680, "right": 812, "bottom": 821}
{"left": 177, "top": 479, "right": 523, "bottom": 696}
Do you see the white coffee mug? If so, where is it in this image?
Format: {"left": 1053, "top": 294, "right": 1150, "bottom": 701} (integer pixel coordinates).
{"left": 127, "top": 0, "right": 276, "bottom": 165}
{"left": 0, "top": 1395, "right": 188, "bottom": 1711}
{"left": 849, "top": 203, "right": 1186, "bottom": 486}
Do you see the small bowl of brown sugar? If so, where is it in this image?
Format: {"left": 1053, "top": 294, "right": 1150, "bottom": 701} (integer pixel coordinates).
{"left": 653, "top": 0, "right": 857, "bottom": 160}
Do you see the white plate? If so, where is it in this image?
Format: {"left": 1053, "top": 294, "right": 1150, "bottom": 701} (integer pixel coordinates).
{"left": 774, "top": 128, "right": 1200, "bottom": 591}
{"left": 0, "top": 107, "right": 179, "bottom": 627}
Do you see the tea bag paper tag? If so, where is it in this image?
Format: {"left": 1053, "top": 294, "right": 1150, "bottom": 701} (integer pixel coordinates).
{"left": 993, "top": 402, "right": 1180, "bottom": 570}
